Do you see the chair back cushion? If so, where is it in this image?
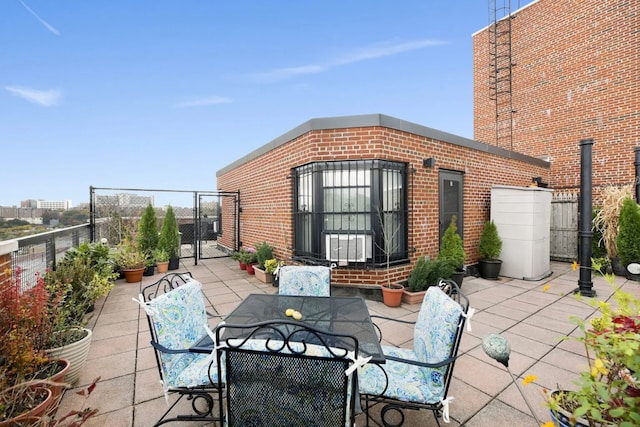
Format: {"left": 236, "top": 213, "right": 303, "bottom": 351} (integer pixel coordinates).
{"left": 278, "top": 266, "right": 331, "bottom": 297}
{"left": 147, "top": 279, "right": 208, "bottom": 384}
{"left": 414, "top": 286, "right": 463, "bottom": 365}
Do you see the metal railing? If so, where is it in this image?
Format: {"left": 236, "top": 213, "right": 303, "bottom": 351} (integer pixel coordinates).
{"left": 9, "top": 223, "right": 91, "bottom": 290}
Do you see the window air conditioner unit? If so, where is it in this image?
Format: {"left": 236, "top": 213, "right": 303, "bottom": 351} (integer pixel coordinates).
{"left": 325, "top": 234, "right": 367, "bottom": 263}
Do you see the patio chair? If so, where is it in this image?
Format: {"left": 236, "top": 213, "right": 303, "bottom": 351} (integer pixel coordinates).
{"left": 278, "top": 265, "right": 332, "bottom": 296}
{"left": 358, "top": 279, "right": 471, "bottom": 427}
{"left": 215, "top": 319, "right": 363, "bottom": 427}
{"left": 137, "top": 273, "right": 223, "bottom": 426}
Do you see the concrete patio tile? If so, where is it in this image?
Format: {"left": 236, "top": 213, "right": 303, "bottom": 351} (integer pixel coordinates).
{"left": 540, "top": 347, "right": 590, "bottom": 374}
{"left": 76, "top": 406, "right": 133, "bottom": 427}
{"left": 375, "top": 319, "right": 414, "bottom": 347}
{"left": 465, "top": 317, "right": 505, "bottom": 340}
{"left": 464, "top": 399, "right": 537, "bottom": 427}
{"left": 134, "top": 367, "right": 165, "bottom": 404}
{"left": 208, "top": 291, "right": 242, "bottom": 305}
{"left": 57, "top": 374, "right": 135, "bottom": 418}
{"left": 86, "top": 333, "right": 138, "bottom": 360}
{"left": 507, "top": 322, "right": 566, "bottom": 345}
{"left": 458, "top": 332, "right": 482, "bottom": 354}
{"left": 94, "top": 308, "right": 139, "bottom": 326}
{"left": 467, "top": 345, "right": 537, "bottom": 377}
{"left": 77, "top": 350, "right": 136, "bottom": 385}
{"left": 453, "top": 354, "right": 512, "bottom": 396}
{"left": 497, "top": 330, "right": 553, "bottom": 359}
{"left": 528, "top": 360, "right": 581, "bottom": 392}
{"left": 92, "top": 319, "right": 139, "bottom": 341}
{"left": 497, "top": 381, "right": 551, "bottom": 425}
{"left": 512, "top": 291, "right": 561, "bottom": 307}
{"left": 213, "top": 300, "right": 242, "bottom": 316}
{"left": 135, "top": 346, "right": 158, "bottom": 372}
{"left": 356, "top": 402, "right": 458, "bottom": 427}
{"left": 485, "top": 303, "right": 535, "bottom": 320}
{"left": 473, "top": 310, "right": 519, "bottom": 330}
{"left": 522, "top": 313, "right": 578, "bottom": 335}
{"left": 446, "top": 378, "right": 493, "bottom": 424}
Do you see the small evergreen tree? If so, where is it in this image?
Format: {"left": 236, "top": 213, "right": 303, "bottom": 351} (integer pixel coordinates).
{"left": 158, "top": 205, "right": 180, "bottom": 259}
{"left": 255, "top": 242, "right": 274, "bottom": 269}
{"left": 438, "top": 215, "right": 465, "bottom": 269}
{"left": 478, "top": 220, "right": 502, "bottom": 260}
{"left": 616, "top": 198, "right": 640, "bottom": 266}
{"left": 137, "top": 203, "right": 159, "bottom": 260}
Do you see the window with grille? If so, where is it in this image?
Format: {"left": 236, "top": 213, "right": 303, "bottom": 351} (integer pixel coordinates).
{"left": 293, "top": 160, "right": 408, "bottom": 267}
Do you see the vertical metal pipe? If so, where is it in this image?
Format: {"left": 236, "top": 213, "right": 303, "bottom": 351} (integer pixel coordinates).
{"left": 635, "top": 147, "right": 640, "bottom": 203}
{"left": 577, "top": 138, "right": 596, "bottom": 297}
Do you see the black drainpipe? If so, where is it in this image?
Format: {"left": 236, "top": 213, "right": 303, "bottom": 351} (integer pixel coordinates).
{"left": 635, "top": 147, "right": 640, "bottom": 203}
{"left": 577, "top": 138, "right": 596, "bottom": 297}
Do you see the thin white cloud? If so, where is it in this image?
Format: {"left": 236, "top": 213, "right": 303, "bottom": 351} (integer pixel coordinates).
{"left": 19, "top": 0, "right": 60, "bottom": 36}
{"left": 5, "top": 86, "right": 61, "bottom": 106}
{"left": 175, "top": 95, "right": 232, "bottom": 108}
{"left": 247, "top": 39, "right": 447, "bottom": 83}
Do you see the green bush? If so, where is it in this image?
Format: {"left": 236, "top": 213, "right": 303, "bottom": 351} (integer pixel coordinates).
{"left": 438, "top": 215, "right": 465, "bottom": 269}
{"left": 478, "top": 220, "right": 502, "bottom": 260}
{"left": 158, "top": 205, "right": 180, "bottom": 259}
{"left": 407, "top": 256, "right": 454, "bottom": 292}
{"left": 616, "top": 197, "right": 640, "bottom": 266}
{"left": 137, "top": 203, "right": 159, "bottom": 260}
{"left": 255, "top": 242, "right": 274, "bottom": 269}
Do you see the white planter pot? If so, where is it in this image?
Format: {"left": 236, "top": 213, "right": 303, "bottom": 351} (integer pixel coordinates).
{"left": 44, "top": 328, "right": 92, "bottom": 386}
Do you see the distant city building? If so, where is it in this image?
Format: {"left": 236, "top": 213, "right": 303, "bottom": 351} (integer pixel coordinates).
{"left": 35, "top": 200, "right": 73, "bottom": 210}
{"left": 95, "top": 193, "right": 154, "bottom": 208}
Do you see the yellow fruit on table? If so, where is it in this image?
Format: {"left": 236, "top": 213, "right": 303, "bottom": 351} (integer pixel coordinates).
{"left": 292, "top": 311, "right": 302, "bottom": 320}
{"left": 285, "top": 308, "right": 295, "bottom": 317}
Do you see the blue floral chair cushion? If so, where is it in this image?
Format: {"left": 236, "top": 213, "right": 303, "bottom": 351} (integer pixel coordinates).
{"left": 278, "top": 266, "right": 331, "bottom": 297}
{"left": 146, "top": 279, "right": 220, "bottom": 388}
{"left": 358, "top": 286, "right": 463, "bottom": 404}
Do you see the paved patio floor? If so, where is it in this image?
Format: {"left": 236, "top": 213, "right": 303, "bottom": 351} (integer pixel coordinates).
{"left": 55, "top": 258, "right": 640, "bottom": 426}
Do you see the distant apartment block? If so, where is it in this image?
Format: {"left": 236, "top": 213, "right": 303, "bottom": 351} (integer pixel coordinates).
{"left": 95, "top": 193, "right": 154, "bottom": 208}
{"left": 21, "top": 199, "right": 73, "bottom": 210}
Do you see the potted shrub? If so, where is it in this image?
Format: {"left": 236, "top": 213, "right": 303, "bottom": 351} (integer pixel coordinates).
{"left": 253, "top": 242, "right": 275, "bottom": 283}
{"left": 153, "top": 248, "right": 170, "bottom": 273}
{"left": 478, "top": 220, "right": 503, "bottom": 280}
{"left": 438, "top": 215, "right": 466, "bottom": 288}
{"left": 615, "top": 197, "right": 640, "bottom": 281}
{"left": 593, "top": 185, "right": 633, "bottom": 275}
{"left": 403, "top": 256, "right": 454, "bottom": 304}
{"left": 158, "top": 205, "right": 180, "bottom": 270}
{"left": 543, "top": 259, "right": 640, "bottom": 426}
{"left": 114, "top": 239, "right": 146, "bottom": 283}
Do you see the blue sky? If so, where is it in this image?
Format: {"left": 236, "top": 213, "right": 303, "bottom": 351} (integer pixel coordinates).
{"left": 1, "top": 1, "right": 529, "bottom": 208}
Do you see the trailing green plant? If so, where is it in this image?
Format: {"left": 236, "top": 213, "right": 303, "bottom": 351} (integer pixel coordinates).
{"left": 112, "top": 238, "right": 146, "bottom": 270}
{"left": 255, "top": 242, "right": 274, "bottom": 269}
{"left": 158, "top": 205, "right": 180, "bottom": 259}
{"left": 407, "top": 256, "right": 454, "bottom": 292}
{"left": 438, "top": 215, "right": 465, "bottom": 269}
{"left": 478, "top": 220, "right": 502, "bottom": 260}
{"left": 137, "top": 203, "right": 159, "bottom": 260}
{"left": 616, "top": 197, "right": 640, "bottom": 266}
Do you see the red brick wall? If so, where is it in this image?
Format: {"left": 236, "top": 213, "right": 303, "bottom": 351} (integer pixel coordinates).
{"left": 217, "top": 123, "right": 549, "bottom": 287}
{"left": 474, "top": 0, "right": 639, "bottom": 191}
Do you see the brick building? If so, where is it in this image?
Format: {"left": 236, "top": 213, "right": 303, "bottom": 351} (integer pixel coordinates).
{"left": 473, "top": 0, "right": 639, "bottom": 191}
{"left": 216, "top": 114, "right": 549, "bottom": 288}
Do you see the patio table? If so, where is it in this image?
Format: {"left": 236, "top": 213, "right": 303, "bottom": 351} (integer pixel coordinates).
{"left": 192, "top": 293, "right": 385, "bottom": 364}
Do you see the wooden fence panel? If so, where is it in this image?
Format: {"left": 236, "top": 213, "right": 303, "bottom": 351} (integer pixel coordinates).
{"left": 550, "top": 192, "right": 578, "bottom": 261}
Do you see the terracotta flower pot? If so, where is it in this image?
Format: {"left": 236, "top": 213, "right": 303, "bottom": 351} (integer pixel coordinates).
{"left": 156, "top": 261, "right": 169, "bottom": 273}
{"left": 123, "top": 267, "right": 145, "bottom": 283}
{"left": 0, "top": 385, "right": 52, "bottom": 426}
{"left": 381, "top": 283, "right": 404, "bottom": 307}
